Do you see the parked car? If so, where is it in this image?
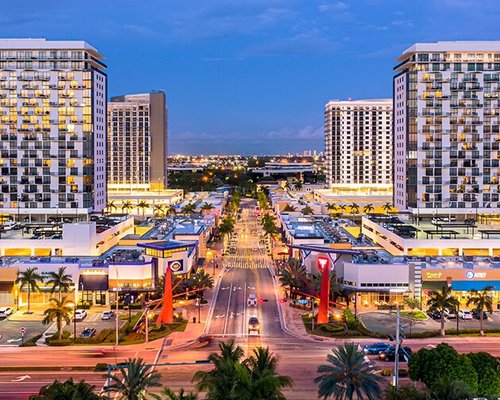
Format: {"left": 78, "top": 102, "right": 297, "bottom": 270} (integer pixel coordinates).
{"left": 79, "top": 327, "right": 96, "bottom": 338}
{"left": 472, "top": 309, "right": 488, "bottom": 320}
{"left": 363, "top": 342, "right": 391, "bottom": 355}
{"left": 101, "top": 311, "right": 116, "bottom": 320}
{"left": 74, "top": 309, "right": 87, "bottom": 321}
{"left": 248, "top": 316, "right": 260, "bottom": 334}
{"left": 444, "top": 308, "right": 457, "bottom": 319}
{"left": 0, "top": 307, "right": 13, "bottom": 318}
{"left": 459, "top": 309, "right": 473, "bottom": 320}
{"left": 428, "top": 310, "right": 442, "bottom": 320}
{"left": 247, "top": 294, "right": 258, "bottom": 307}
{"left": 379, "top": 346, "right": 413, "bottom": 362}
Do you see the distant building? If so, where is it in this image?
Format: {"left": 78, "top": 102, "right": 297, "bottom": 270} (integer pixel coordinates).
{"left": 107, "top": 91, "right": 168, "bottom": 190}
{"left": 0, "top": 38, "right": 107, "bottom": 217}
{"left": 323, "top": 99, "right": 393, "bottom": 199}
{"left": 394, "top": 41, "right": 500, "bottom": 214}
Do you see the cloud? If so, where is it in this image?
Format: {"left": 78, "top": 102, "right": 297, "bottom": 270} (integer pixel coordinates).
{"left": 267, "top": 126, "right": 323, "bottom": 140}
{"left": 319, "top": 1, "right": 349, "bottom": 12}
{"left": 391, "top": 19, "right": 414, "bottom": 28}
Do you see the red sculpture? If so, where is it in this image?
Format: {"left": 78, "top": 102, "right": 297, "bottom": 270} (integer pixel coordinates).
{"left": 157, "top": 265, "right": 174, "bottom": 324}
{"left": 316, "top": 256, "right": 330, "bottom": 324}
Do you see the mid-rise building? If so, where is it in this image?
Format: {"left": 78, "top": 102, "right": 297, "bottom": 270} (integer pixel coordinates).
{"left": 0, "top": 38, "right": 107, "bottom": 217}
{"left": 323, "top": 99, "right": 393, "bottom": 200}
{"left": 394, "top": 41, "right": 500, "bottom": 214}
{"left": 107, "top": 91, "right": 168, "bottom": 190}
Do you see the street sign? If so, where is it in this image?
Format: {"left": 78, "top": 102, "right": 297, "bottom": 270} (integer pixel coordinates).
{"left": 19, "top": 327, "right": 26, "bottom": 336}
{"left": 296, "top": 299, "right": 309, "bottom": 305}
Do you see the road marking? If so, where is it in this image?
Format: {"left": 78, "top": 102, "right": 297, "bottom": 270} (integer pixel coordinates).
{"left": 7, "top": 338, "right": 22, "bottom": 343}
{"left": 223, "top": 282, "right": 233, "bottom": 337}
{"left": 11, "top": 375, "right": 31, "bottom": 382}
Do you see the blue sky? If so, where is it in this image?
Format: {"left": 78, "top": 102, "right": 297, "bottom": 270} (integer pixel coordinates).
{"left": 1, "top": 0, "right": 499, "bottom": 155}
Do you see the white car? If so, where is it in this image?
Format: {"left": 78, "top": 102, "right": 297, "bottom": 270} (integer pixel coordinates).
{"left": 0, "top": 307, "right": 13, "bottom": 318}
{"left": 247, "top": 294, "right": 258, "bottom": 307}
{"left": 459, "top": 309, "right": 473, "bottom": 320}
{"left": 74, "top": 309, "right": 87, "bottom": 321}
{"left": 101, "top": 310, "right": 116, "bottom": 320}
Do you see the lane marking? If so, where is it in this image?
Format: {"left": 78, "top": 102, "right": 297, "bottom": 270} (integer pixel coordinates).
{"left": 222, "top": 282, "right": 233, "bottom": 337}
{"left": 10, "top": 375, "right": 30, "bottom": 382}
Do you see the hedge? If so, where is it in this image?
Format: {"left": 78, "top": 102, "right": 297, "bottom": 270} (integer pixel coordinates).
{"left": 20, "top": 333, "right": 43, "bottom": 347}
{"left": 343, "top": 309, "right": 358, "bottom": 330}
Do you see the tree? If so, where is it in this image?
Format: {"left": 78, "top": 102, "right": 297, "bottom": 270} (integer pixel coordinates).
{"left": 122, "top": 200, "right": 134, "bottom": 214}
{"left": 278, "top": 259, "right": 307, "bottom": 299}
{"left": 382, "top": 202, "right": 393, "bottom": 214}
{"left": 153, "top": 388, "right": 198, "bottom": 400}
{"left": 294, "top": 181, "right": 303, "bottom": 191}
{"left": 430, "top": 377, "right": 474, "bottom": 400}
{"left": 383, "top": 385, "right": 429, "bottom": 400}
{"left": 363, "top": 203, "right": 375, "bottom": 214}
{"left": 349, "top": 203, "right": 360, "bottom": 215}
{"left": 339, "top": 204, "right": 347, "bottom": 215}
{"left": 153, "top": 204, "right": 165, "bottom": 218}
{"left": 261, "top": 214, "right": 278, "bottom": 238}
{"left": 282, "top": 204, "right": 296, "bottom": 212}
{"left": 326, "top": 203, "right": 339, "bottom": 215}
{"left": 201, "top": 202, "right": 215, "bottom": 212}
{"left": 466, "top": 285, "right": 494, "bottom": 336}
{"left": 16, "top": 267, "right": 43, "bottom": 313}
{"left": 42, "top": 297, "right": 73, "bottom": 340}
{"left": 408, "top": 343, "right": 478, "bottom": 395}
{"left": 30, "top": 378, "right": 103, "bottom": 400}
{"left": 315, "top": 343, "right": 383, "bottom": 400}
{"left": 403, "top": 296, "right": 421, "bottom": 312}
{"left": 242, "top": 346, "right": 293, "bottom": 399}
{"left": 218, "top": 216, "right": 235, "bottom": 251}
{"left": 166, "top": 205, "right": 177, "bottom": 216}
{"left": 311, "top": 270, "right": 342, "bottom": 303}
{"left": 137, "top": 201, "right": 150, "bottom": 218}
{"left": 426, "top": 285, "right": 459, "bottom": 336}
{"left": 301, "top": 206, "right": 314, "bottom": 215}
{"left": 182, "top": 202, "right": 197, "bottom": 216}
{"left": 106, "top": 357, "right": 162, "bottom": 400}
{"left": 466, "top": 352, "right": 500, "bottom": 397}
{"left": 190, "top": 268, "right": 214, "bottom": 300}
{"left": 46, "top": 266, "right": 72, "bottom": 301}
{"left": 106, "top": 200, "right": 117, "bottom": 215}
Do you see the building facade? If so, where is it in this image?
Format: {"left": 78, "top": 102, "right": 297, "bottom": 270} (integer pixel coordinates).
{"left": 324, "top": 99, "right": 393, "bottom": 195}
{"left": 394, "top": 41, "right": 500, "bottom": 214}
{"left": 107, "top": 91, "right": 168, "bottom": 190}
{"left": 0, "top": 38, "right": 107, "bottom": 216}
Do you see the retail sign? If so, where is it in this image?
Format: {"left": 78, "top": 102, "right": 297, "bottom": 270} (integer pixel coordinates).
{"left": 317, "top": 256, "right": 330, "bottom": 272}
{"left": 423, "top": 269, "right": 494, "bottom": 281}
{"left": 466, "top": 271, "right": 486, "bottom": 279}
{"left": 425, "top": 272, "right": 442, "bottom": 279}
{"left": 80, "top": 269, "right": 107, "bottom": 275}
{"left": 168, "top": 260, "right": 185, "bottom": 274}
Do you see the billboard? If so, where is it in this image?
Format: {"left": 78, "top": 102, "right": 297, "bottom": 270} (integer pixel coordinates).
{"left": 168, "top": 259, "right": 185, "bottom": 274}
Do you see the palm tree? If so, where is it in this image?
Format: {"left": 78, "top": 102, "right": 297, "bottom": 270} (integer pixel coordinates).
{"left": 154, "top": 388, "right": 198, "bottom": 400}
{"left": 192, "top": 339, "right": 245, "bottom": 400}
{"left": 243, "top": 347, "right": 293, "bottom": 399}
{"left": 282, "top": 204, "right": 297, "bottom": 212}
{"left": 137, "top": 201, "right": 150, "bottom": 218}
{"left": 218, "top": 216, "right": 235, "bottom": 251}
{"left": 153, "top": 204, "right": 165, "bottom": 218}
{"left": 16, "top": 267, "right": 43, "bottom": 314}
{"left": 466, "top": 285, "right": 494, "bottom": 336}
{"left": 106, "top": 200, "right": 117, "bottom": 215}
{"left": 383, "top": 384, "right": 429, "bottom": 400}
{"left": 182, "top": 202, "right": 196, "bottom": 216}
{"left": 426, "top": 285, "right": 460, "bottom": 337}
{"left": 315, "top": 343, "right": 383, "bottom": 400}
{"left": 301, "top": 206, "right": 314, "bottom": 215}
{"left": 339, "top": 204, "right": 347, "bottom": 216}
{"left": 279, "top": 259, "right": 307, "bottom": 299}
{"left": 42, "top": 297, "right": 73, "bottom": 340}
{"left": 166, "top": 205, "right": 177, "bottom": 216}
{"left": 363, "top": 203, "right": 375, "bottom": 214}
{"left": 201, "top": 202, "right": 215, "bottom": 212}
{"left": 382, "top": 202, "right": 393, "bottom": 214}
{"left": 46, "top": 266, "right": 73, "bottom": 301}
{"left": 326, "top": 203, "right": 339, "bottom": 215}
{"left": 122, "top": 200, "right": 134, "bottom": 214}
{"left": 190, "top": 268, "right": 214, "bottom": 300}
{"left": 294, "top": 181, "right": 303, "bottom": 191}
{"left": 106, "top": 357, "right": 162, "bottom": 400}
{"left": 349, "top": 203, "right": 360, "bottom": 215}
{"left": 31, "top": 378, "right": 103, "bottom": 400}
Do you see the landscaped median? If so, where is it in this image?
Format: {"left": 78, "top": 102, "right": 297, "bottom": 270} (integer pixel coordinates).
{"left": 43, "top": 312, "right": 187, "bottom": 346}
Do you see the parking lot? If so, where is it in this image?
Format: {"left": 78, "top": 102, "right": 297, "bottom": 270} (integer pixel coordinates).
{"left": 0, "top": 310, "right": 122, "bottom": 345}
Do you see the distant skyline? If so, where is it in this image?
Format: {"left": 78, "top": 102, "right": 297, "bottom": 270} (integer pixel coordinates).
{"left": 1, "top": 0, "right": 499, "bottom": 154}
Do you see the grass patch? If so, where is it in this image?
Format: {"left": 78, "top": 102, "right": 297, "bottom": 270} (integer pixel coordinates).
{"left": 301, "top": 315, "right": 347, "bottom": 338}
{"left": 400, "top": 310, "right": 428, "bottom": 320}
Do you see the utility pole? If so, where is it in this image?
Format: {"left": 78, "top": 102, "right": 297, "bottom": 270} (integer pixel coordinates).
{"left": 393, "top": 305, "right": 400, "bottom": 388}
{"left": 145, "top": 308, "right": 150, "bottom": 343}
{"left": 311, "top": 299, "right": 315, "bottom": 331}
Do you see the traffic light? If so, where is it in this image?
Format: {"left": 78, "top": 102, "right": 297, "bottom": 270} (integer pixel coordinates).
{"left": 279, "top": 298, "right": 287, "bottom": 304}
{"left": 258, "top": 298, "right": 269, "bottom": 303}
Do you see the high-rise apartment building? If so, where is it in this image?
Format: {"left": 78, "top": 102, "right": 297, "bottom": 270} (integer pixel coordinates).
{"left": 107, "top": 92, "right": 168, "bottom": 190}
{"left": 0, "top": 39, "right": 107, "bottom": 216}
{"left": 324, "top": 99, "right": 393, "bottom": 191}
{"left": 394, "top": 41, "right": 500, "bottom": 213}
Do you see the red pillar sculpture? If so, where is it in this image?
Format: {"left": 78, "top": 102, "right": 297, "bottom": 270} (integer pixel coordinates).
{"left": 316, "top": 256, "right": 330, "bottom": 324}
{"left": 157, "top": 264, "right": 174, "bottom": 324}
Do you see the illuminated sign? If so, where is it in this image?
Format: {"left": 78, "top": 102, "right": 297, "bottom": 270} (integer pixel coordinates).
{"left": 168, "top": 260, "right": 184, "bottom": 274}
{"left": 425, "top": 272, "right": 442, "bottom": 279}
{"left": 466, "top": 271, "right": 486, "bottom": 279}
{"left": 317, "top": 256, "right": 330, "bottom": 272}
{"left": 80, "top": 269, "right": 107, "bottom": 275}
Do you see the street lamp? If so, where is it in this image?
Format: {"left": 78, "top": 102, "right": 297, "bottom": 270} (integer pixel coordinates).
{"left": 145, "top": 308, "right": 154, "bottom": 343}
{"left": 67, "top": 301, "right": 76, "bottom": 343}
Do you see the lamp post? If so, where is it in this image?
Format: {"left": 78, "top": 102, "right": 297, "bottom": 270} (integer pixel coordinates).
{"left": 73, "top": 302, "right": 77, "bottom": 343}
{"left": 145, "top": 308, "right": 150, "bottom": 343}
{"left": 115, "top": 288, "right": 120, "bottom": 346}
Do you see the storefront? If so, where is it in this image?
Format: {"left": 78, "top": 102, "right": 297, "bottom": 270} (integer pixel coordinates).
{"left": 421, "top": 268, "right": 500, "bottom": 310}
{"left": 78, "top": 267, "right": 109, "bottom": 306}
{"left": 0, "top": 267, "right": 17, "bottom": 306}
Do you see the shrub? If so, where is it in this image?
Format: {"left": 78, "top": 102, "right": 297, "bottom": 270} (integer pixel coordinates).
{"left": 47, "top": 338, "right": 72, "bottom": 346}
{"left": 320, "top": 324, "right": 344, "bottom": 333}
{"left": 20, "top": 334, "right": 42, "bottom": 347}
{"left": 343, "top": 308, "right": 358, "bottom": 330}
{"left": 380, "top": 369, "right": 408, "bottom": 377}
{"left": 94, "top": 363, "right": 108, "bottom": 372}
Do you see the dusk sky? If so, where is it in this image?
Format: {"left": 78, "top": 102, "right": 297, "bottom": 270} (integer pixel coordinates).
{"left": 2, "top": 0, "right": 499, "bottom": 155}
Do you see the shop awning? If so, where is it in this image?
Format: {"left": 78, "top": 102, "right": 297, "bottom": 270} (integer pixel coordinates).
{"left": 451, "top": 281, "right": 499, "bottom": 291}
{"left": 0, "top": 268, "right": 18, "bottom": 282}
{"left": 79, "top": 274, "right": 108, "bottom": 291}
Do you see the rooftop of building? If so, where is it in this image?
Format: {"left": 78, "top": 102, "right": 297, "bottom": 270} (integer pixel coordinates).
{"left": 325, "top": 98, "right": 392, "bottom": 106}
{"left": 397, "top": 41, "right": 500, "bottom": 61}
{"left": 0, "top": 38, "right": 102, "bottom": 57}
